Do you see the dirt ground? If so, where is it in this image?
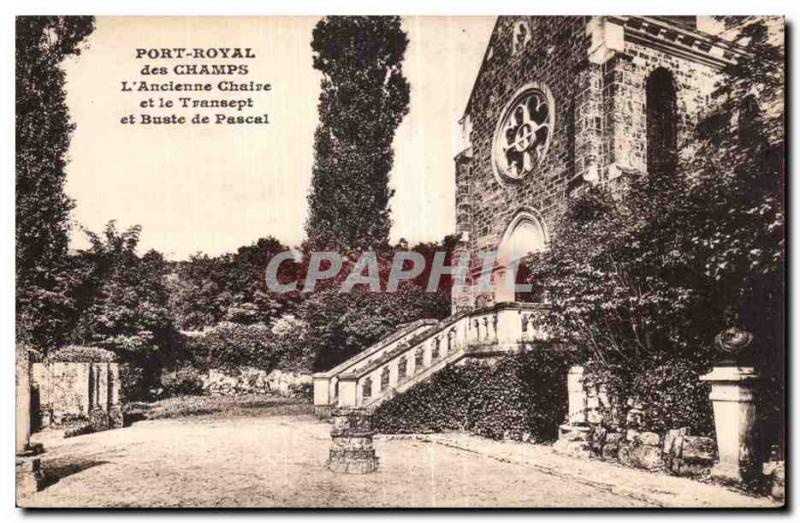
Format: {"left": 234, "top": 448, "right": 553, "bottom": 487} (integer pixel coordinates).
{"left": 19, "top": 397, "right": 778, "bottom": 509}
{"left": 21, "top": 412, "right": 650, "bottom": 508}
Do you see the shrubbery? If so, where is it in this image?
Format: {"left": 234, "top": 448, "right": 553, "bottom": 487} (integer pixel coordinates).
{"left": 119, "top": 364, "right": 151, "bottom": 402}
{"left": 161, "top": 367, "right": 205, "bottom": 397}
{"left": 373, "top": 347, "right": 574, "bottom": 442}
{"left": 583, "top": 355, "right": 714, "bottom": 437}
{"left": 184, "top": 318, "right": 312, "bottom": 374}
{"left": 44, "top": 345, "right": 117, "bottom": 363}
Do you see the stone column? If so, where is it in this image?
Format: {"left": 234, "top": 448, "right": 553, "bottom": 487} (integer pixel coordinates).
{"left": 107, "top": 363, "right": 124, "bottom": 428}
{"left": 700, "top": 366, "right": 761, "bottom": 483}
{"left": 327, "top": 408, "right": 379, "bottom": 474}
{"left": 567, "top": 366, "right": 587, "bottom": 424}
{"left": 15, "top": 344, "right": 44, "bottom": 499}
{"left": 554, "top": 365, "right": 592, "bottom": 456}
{"left": 16, "top": 345, "right": 32, "bottom": 455}
{"left": 312, "top": 375, "right": 332, "bottom": 419}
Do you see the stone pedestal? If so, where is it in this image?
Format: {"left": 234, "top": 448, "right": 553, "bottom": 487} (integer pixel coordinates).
{"left": 16, "top": 344, "right": 45, "bottom": 499}
{"left": 327, "top": 408, "right": 379, "bottom": 474}
{"left": 16, "top": 455, "right": 44, "bottom": 500}
{"left": 700, "top": 366, "right": 761, "bottom": 483}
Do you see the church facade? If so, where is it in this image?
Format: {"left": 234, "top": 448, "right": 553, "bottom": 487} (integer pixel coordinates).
{"left": 452, "top": 16, "right": 747, "bottom": 311}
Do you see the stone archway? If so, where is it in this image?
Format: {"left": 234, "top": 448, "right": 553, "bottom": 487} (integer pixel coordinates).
{"left": 494, "top": 209, "right": 547, "bottom": 303}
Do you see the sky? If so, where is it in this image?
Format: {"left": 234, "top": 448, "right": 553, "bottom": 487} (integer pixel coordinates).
{"left": 62, "top": 16, "right": 495, "bottom": 260}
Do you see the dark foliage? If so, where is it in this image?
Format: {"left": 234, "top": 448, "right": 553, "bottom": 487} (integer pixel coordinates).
{"left": 306, "top": 16, "right": 410, "bottom": 251}
{"left": 161, "top": 367, "right": 205, "bottom": 397}
{"left": 373, "top": 348, "right": 575, "bottom": 442}
{"left": 44, "top": 345, "right": 117, "bottom": 363}
{"left": 167, "top": 237, "right": 302, "bottom": 330}
{"left": 16, "top": 16, "right": 95, "bottom": 349}
{"left": 526, "top": 18, "right": 783, "bottom": 451}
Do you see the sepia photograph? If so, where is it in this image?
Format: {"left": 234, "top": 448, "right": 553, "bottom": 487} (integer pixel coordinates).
{"left": 11, "top": 8, "right": 787, "bottom": 511}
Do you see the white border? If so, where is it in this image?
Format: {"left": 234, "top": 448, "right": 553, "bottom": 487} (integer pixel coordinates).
{"left": 3, "top": 2, "right": 797, "bottom": 521}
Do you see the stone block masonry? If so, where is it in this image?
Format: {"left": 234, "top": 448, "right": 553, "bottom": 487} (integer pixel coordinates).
{"left": 453, "top": 16, "right": 733, "bottom": 309}
{"left": 32, "top": 361, "right": 123, "bottom": 432}
{"left": 327, "top": 408, "right": 379, "bottom": 474}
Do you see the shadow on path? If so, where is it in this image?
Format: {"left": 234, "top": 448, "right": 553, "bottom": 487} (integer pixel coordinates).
{"left": 40, "top": 455, "right": 109, "bottom": 489}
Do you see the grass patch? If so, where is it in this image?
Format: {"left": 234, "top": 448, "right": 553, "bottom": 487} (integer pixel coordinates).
{"left": 125, "top": 394, "right": 312, "bottom": 421}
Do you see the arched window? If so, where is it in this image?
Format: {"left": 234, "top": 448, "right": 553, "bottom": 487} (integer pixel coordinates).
{"left": 646, "top": 68, "right": 678, "bottom": 177}
{"left": 496, "top": 209, "right": 548, "bottom": 303}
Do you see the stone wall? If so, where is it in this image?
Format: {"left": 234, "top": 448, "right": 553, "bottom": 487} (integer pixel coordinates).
{"left": 459, "top": 16, "right": 593, "bottom": 283}
{"left": 32, "top": 361, "right": 123, "bottom": 431}
{"left": 201, "top": 367, "right": 311, "bottom": 396}
{"left": 555, "top": 366, "right": 716, "bottom": 476}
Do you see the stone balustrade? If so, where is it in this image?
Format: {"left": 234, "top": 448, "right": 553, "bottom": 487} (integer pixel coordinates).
{"left": 312, "top": 319, "right": 438, "bottom": 417}
{"left": 314, "top": 303, "right": 548, "bottom": 413}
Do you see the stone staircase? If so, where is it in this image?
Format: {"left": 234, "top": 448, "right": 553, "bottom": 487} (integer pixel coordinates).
{"left": 313, "top": 302, "right": 547, "bottom": 417}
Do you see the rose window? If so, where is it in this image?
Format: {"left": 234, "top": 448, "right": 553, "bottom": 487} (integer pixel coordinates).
{"left": 493, "top": 88, "right": 552, "bottom": 180}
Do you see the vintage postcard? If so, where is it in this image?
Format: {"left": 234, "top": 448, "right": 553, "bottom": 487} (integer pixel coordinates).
{"left": 14, "top": 15, "right": 785, "bottom": 509}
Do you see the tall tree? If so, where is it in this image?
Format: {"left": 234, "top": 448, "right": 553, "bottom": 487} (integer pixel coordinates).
{"left": 16, "top": 17, "right": 95, "bottom": 349}
{"left": 70, "top": 222, "right": 178, "bottom": 370}
{"left": 305, "top": 16, "right": 410, "bottom": 251}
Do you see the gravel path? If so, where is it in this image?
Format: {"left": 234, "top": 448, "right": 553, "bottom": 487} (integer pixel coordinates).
{"left": 22, "top": 414, "right": 651, "bottom": 508}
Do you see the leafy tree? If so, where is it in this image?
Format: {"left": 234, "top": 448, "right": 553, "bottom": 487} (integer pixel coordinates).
{"left": 167, "top": 254, "right": 231, "bottom": 330}
{"left": 686, "top": 16, "right": 785, "bottom": 448}
{"left": 686, "top": 17, "right": 784, "bottom": 372}
{"left": 69, "top": 222, "right": 179, "bottom": 374}
{"left": 167, "top": 237, "right": 302, "bottom": 330}
{"left": 16, "top": 16, "right": 94, "bottom": 350}
{"left": 305, "top": 16, "right": 410, "bottom": 251}
{"left": 526, "top": 18, "right": 783, "bottom": 442}
{"left": 225, "top": 237, "right": 302, "bottom": 324}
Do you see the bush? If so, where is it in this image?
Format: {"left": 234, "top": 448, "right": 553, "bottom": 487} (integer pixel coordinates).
{"left": 373, "top": 346, "right": 575, "bottom": 442}
{"left": 161, "top": 367, "right": 205, "bottom": 397}
{"left": 119, "top": 363, "right": 151, "bottom": 402}
{"left": 45, "top": 345, "right": 117, "bottom": 363}
{"left": 182, "top": 320, "right": 313, "bottom": 375}
{"left": 629, "top": 357, "right": 714, "bottom": 436}
{"left": 199, "top": 323, "right": 276, "bottom": 372}
{"left": 584, "top": 355, "right": 714, "bottom": 437}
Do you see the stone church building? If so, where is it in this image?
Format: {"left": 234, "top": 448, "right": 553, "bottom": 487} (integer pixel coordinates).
{"left": 451, "top": 15, "right": 749, "bottom": 310}
{"left": 314, "top": 15, "right": 778, "bottom": 417}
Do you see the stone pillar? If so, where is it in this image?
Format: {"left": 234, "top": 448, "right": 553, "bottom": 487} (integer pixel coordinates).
{"left": 15, "top": 344, "right": 44, "bottom": 499}
{"left": 567, "top": 366, "right": 587, "bottom": 424}
{"left": 16, "top": 345, "right": 32, "bottom": 455}
{"left": 327, "top": 408, "right": 379, "bottom": 474}
{"left": 700, "top": 366, "right": 761, "bottom": 483}
{"left": 313, "top": 375, "right": 332, "bottom": 419}
{"left": 107, "top": 363, "right": 124, "bottom": 429}
{"left": 554, "top": 365, "right": 592, "bottom": 457}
